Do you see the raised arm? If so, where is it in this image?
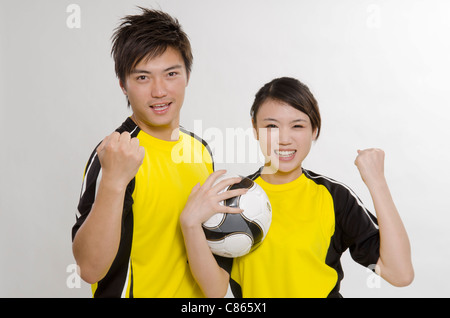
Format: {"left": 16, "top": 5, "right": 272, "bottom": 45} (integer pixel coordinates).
{"left": 72, "top": 131, "right": 145, "bottom": 284}
{"left": 354, "top": 148, "right": 414, "bottom": 287}
{"left": 180, "top": 170, "right": 247, "bottom": 298}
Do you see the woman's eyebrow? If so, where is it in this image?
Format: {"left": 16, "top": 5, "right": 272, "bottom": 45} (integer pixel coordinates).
{"left": 290, "top": 119, "right": 308, "bottom": 123}
{"left": 262, "top": 118, "right": 307, "bottom": 123}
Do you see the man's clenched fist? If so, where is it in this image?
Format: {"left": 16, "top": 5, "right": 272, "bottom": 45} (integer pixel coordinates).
{"left": 96, "top": 131, "right": 145, "bottom": 189}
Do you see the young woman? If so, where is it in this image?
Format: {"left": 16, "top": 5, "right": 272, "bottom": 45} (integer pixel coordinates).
{"left": 180, "top": 77, "right": 414, "bottom": 298}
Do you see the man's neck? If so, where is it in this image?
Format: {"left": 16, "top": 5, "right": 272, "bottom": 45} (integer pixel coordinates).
{"left": 130, "top": 114, "right": 180, "bottom": 141}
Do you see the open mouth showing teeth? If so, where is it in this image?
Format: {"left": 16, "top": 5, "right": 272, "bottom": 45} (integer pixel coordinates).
{"left": 274, "top": 150, "right": 296, "bottom": 157}
{"left": 151, "top": 102, "right": 171, "bottom": 110}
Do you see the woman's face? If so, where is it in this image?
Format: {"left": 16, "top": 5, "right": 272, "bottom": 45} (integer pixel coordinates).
{"left": 253, "top": 98, "right": 317, "bottom": 183}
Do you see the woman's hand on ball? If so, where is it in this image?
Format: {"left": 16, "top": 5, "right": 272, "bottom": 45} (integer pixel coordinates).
{"left": 180, "top": 170, "right": 248, "bottom": 230}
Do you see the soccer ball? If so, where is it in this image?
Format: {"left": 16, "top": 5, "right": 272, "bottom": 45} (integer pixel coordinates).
{"left": 202, "top": 174, "right": 272, "bottom": 258}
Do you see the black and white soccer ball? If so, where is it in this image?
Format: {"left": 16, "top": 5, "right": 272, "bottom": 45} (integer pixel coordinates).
{"left": 202, "top": 174, "right": 272, "bottom": 258}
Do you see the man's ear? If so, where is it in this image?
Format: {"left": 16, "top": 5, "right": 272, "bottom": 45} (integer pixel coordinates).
{"left": 119, "top": 80, "right": 131, "bottom": 107}
{"left": 119, "top": 80, "right": 127, "bottom": 95}
{"left": 186, "top": 72, "right": 190, "bottom": 87}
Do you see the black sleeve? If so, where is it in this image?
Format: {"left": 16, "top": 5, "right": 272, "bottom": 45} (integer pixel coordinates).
{"left": 72, "top": 147, "right": 101, "bottom": 241}
{"left": 214, "top": 254, "right": 233, "bottom": 274}
{"left": 334, "top": 184, "right": 380, "bottom": 269}
{"left": 213, "top": 255, "right": 242, "bottom": 298}
{"left": 72, "top": 145, "right": 134, "bottom": 241}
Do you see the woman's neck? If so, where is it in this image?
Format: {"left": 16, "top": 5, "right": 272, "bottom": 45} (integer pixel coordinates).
{"left": 260, "top": 165, "right": 303, "bottom": 185}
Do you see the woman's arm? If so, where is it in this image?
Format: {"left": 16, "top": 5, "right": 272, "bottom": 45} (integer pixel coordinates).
{"left": 355, "top": 148, "right": 414, "bottom": 287}
{"left": 180, "top": 170, "right": 246, "bottom": 297}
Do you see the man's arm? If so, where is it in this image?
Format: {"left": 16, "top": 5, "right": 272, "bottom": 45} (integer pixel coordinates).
{"left": 72, "top": 131, "right": 144, "bottom": 284}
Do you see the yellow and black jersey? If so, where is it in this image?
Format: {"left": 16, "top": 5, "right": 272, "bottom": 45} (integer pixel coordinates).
{"left": 72, "top": 117, "right": 214, "bottom": 298}
{"left": 224, "top": 168, "right": 380, "bottom": 298}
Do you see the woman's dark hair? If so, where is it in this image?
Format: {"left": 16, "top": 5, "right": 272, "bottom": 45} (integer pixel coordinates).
{"left": 250, "top": 77, "right": 321, "bottom": 139}
{"left": 111, "top": 8, "right": 193, "bottom": 105}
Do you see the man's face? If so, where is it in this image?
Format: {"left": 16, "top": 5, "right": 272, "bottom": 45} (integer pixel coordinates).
{"left": 121, "top": 46, "right": 189, "bottom": 140}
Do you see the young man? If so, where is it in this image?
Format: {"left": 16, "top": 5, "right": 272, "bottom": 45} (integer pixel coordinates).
{"left": 71, "top": 8, "right": 243, "bottom": 298}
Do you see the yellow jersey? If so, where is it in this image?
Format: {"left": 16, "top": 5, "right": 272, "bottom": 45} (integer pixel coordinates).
{"left": 73, "top": 117, "right": 214, "bottom": 297}
{"left": 228, "top": 168, "right": 380, "bottom": 298}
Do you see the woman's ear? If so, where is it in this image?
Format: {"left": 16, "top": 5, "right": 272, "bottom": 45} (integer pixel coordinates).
{"left": 312, "top": 128, "right": 319, "bottom": 141}
{"left": 252, "top": 119, "right": 258, "bottom": 140}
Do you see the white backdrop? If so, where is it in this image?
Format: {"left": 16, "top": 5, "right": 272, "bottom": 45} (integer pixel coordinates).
{"left": 1, "top": 0, "right": 449, "bottom": 297}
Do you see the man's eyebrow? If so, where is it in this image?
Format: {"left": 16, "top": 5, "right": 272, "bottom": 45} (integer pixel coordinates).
{"left": 164, "top": 64, "right": 183, "bottom": 72}
{"left": 130, "top": 64, "right": 183, "bottom": 74}
{"left": 131, "top": 69, "right": 150, "bottom": 74}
